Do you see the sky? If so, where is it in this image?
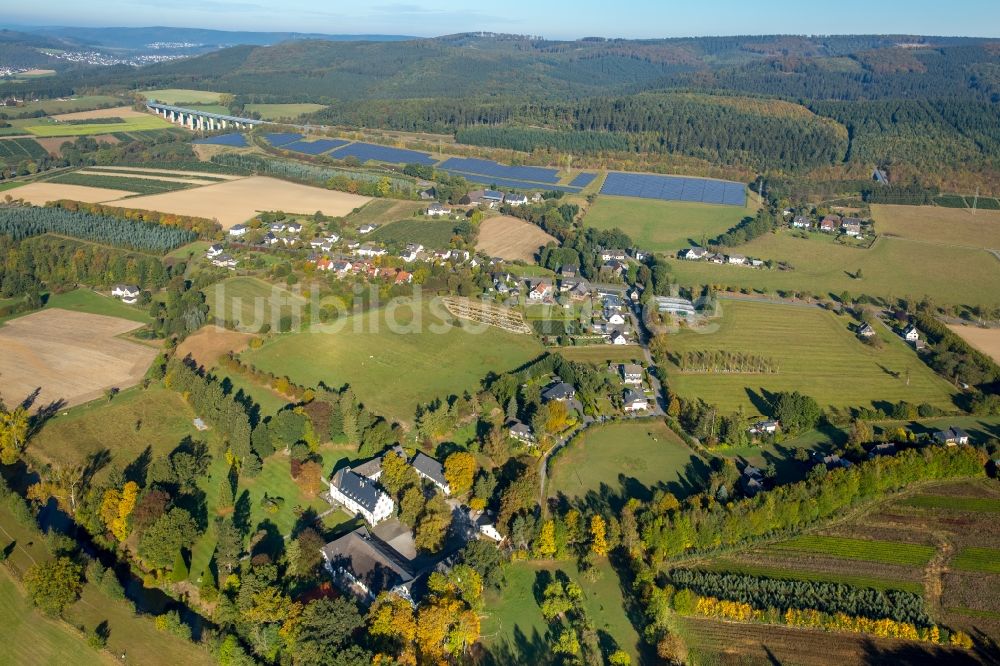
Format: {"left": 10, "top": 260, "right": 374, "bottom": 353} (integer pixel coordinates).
{"left": 3, "top": 0, "right": 1000, "bottom": 39}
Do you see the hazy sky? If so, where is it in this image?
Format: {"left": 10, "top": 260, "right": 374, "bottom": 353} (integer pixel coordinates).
{"left": 4, "top": 0, "right": 1000, "bottom": 39}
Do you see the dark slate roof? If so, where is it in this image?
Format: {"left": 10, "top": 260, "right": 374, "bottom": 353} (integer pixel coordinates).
{"left": 321, "top": 527, "right": 414, "bottom": 596}
{"left": 542, "top": 382, "right": 575, "bottom": 401}
{"left": 623, "top": 389, "right": 646, "bottom": 404}
{"left": 412, "top": 452, "right": 448, "bottom": 488}
{"left": 331, "top": 469, "right": 385, "bottom": 513}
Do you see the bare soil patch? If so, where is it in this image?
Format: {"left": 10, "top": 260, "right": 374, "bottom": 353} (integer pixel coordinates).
{"left": 5, "top": 182, "right": 134, "bottom": 204}
{"left": 947, "top": 324, "right": 1000, "bottom": 364}
{"left": 476, "top": 215, "right": 556, "bottom": 261}
{"left": 50, "top": 106, "right": 147, "bottom": 121}
{"left": 121, "top": 176, "right": 372, "bottom": 229}
{"left": 0, "top": 309, "right": 157, "bottom": 409}
{"left": 175, "top": 326, "right": 253, "bottom": 369}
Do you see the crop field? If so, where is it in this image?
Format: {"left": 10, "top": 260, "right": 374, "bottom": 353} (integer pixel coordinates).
{"left": 368, "top": 218, "right": 459, "bottom": 249}
{"left": 585, "top": 194, "right": 758, "bottom": 252}
{"left": 947, "top": 324, "right": 1000, "bottom": 365}
{"left": 0, "top": 308, "right": 158, "bottom": 409}
{"left": 175, "top": 325, "right": 253, "bottom": 368}
{"left": 143, "top": 88, "right": 223, "bottom": 104}
{"left": 204, "top": 277, "right": 306, "bottom": 333}
{"left": 476, "top": 215, "right": 556, "bottom": 261}
{"left": 0, "top": 137, "right": 47, "bottom": 160}
{"left": 4, "top": 180, "right": 135, "bottom": 204}
{"left": 244, "top": 103, "right": 327, "bottom": 119}
{"left": 548, "top": 420, "right": 706, "bottom": 505}
{"left": 769, "top": 535, "right": 936, "bottom": 566}
{"left": 83, "top": 165, "right": 239, "bottom": 181}
{"left": 668, "top": 231, "right": 1000, "bottom": 306}
{"left": 47, "top": 171, "right": 193, "bottom": 194}
{"left": 121, "top": 176, "right": 371, "bottom": 229}
{"left": 951, "top": 548, "right": 1000, "bottom": 574}
{"left": 73, "top": 169, "right": 219, "bottom": 185}
{"left": 5, "top": 95, "right": 123, "bottom": 116}
{"left": 344, "top": 199, "right": 425, "bottom": 227}
{"left": 664, "top": 300, "right": 956, "bottom": 413}
{"left": 903, "top": 495, "right": 1000, "bottom": 512}
{"left": 242, "top": 300, "right": 542, "bottom": 424}
{"left": 871, "top": 204, "right": 1000, "bottom": 250}
{"left": 50, "top": 105, "right": 148, "bottom": 121}
{"left": 24, "top": 115, "right": 174, "bottom": 137}
{"left": 481, "top": 559, "right": 643, "bottom": 665}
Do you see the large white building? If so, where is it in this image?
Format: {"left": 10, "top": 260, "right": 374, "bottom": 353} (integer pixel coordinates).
{"left": 328, "top": 468, "right": 394, "bottom": 525}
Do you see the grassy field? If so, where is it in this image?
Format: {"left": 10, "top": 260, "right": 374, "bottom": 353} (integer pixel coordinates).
{"left": 0, "top": 181, "right": 23, "bottom": 192}
{"left": 555, "top": 345, "right": 647, "bottom": 365}
{"left": 585, "top": 194, "right": 757, "bottom": 252}
{"left": 29, "top": 386, "right": 207, "bottom": 481}
{"left": 665, "top": 300, "right": 957, "bottom": 413}
{"left": 243, "top": 300, "right": 542, "bottom": 424}
{"left": 872, "top": 203, "right": 1000, "bottom": 249}
{"left": 344, "top": 199, "right": 426, "bottom": 227}
{"left": 481, "top": 559, "right": 643, "bottom": 665}
{"left": 25, "top": 115, "right": 174, "bottom": 137}
{"left": 951, "top": 547, "right": 1000, "bottom": 574}
{"left": 548, "top": 420, "right": 707, "bottom": 505}
{"left": 46, "top": 171, "right": 194, "bottom": 194}
{"left": 4, "top": 96, "right": 123, "bottom": 116}
{"left": 244, "top": 103, "right": 326, "bottom": 120}
{"left": 143, "top": 89, "right": 223, "bottom": 104}
{"left": 45, "top": 289, "right": 150, "bottom": 323}
{"left": 669, "top": 231, "right": 1000, "bottom": 306}
{"left": 770, "top": 535, "right": 936, "bottom": 566}
{"left": 368, "top": 217, "right": 459, "bottom": 249}
{"left": 204, "top": 276, "right": 306, "bottom": 333}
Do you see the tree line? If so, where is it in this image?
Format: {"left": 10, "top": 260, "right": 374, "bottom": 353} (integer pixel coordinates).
{"left": 674, "top": 350, "right": 779, "bottom": 374}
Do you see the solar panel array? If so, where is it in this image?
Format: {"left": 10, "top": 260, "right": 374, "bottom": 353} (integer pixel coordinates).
{"left": 439, "top": 157, "right": 561, "bottom": 184}
{"left": 193, "top": 133, "right": 247, "bottom": 147}
{"left": 440, "top": 170, "right": 581, "bottom": 193}
{"left": 329, "top": 142, "right": 436, "bottom": 165}
{"left": 283, "top": 139, "right": 350, "bottom": 155}
{"left": 568, "top": 172, "right": 597, "bottom": 188}
{"left": 601, "top": 172, "right": 746, "bottom": 206}
{"left": 264, "top": 132, "right": 303, "bottom": 146}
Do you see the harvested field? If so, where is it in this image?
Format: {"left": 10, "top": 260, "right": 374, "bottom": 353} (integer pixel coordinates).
{"left": 476, "top": 215, "right": 556, "bottom": 261}
{"left": 0, "top": 309, "right": 157, "bottom": 409}
{"left": 872, "top": 204, "right": 1000, "bottom": 250}
{"left": 50, "top": 106, "right": 147, "bottom": 121}
{"left": 121, "top": 176, "right": 371, "bottom": 229}
{"left": 947, "top": 324, "right": 1000, "bottom": 364}
{"left": 92, "top": 165, "right": 242, "bottom": 180}
{"left": 175, "top": 325, "right": 253, "bottom": 369}
{"left": 4, "top": 182, "right": 133, "bottom": 204}
{"left": 74, "top": 169, "right": 220, "bottom": 186}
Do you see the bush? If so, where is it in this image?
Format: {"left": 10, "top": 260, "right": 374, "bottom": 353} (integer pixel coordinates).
{"left": 154, "top": 610, "right": 192, "bottom": 640}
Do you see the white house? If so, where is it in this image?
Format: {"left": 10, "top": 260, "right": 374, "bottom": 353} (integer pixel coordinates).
{"left": 358, "top": 224, "right": 378, "bottom": 235}
{"left": 682, "top": 247, "right": 708, "bottom": 260}
{"left": 609, "top": 330, "right": 628, "bottom": 345}
{"left": 623, "top": 389, "right": 649, "bottom": 412}
{"left": 427, "top": 202, "right": 451, "bottom": 216}
{"left": 504, "top": 193, "right": 528, "bottom": 206}
{"left": 507, "top": 419, "right": 534, "bottom": 444}
{"left": 621, "top": 363, "right": 643, "bottom": 385}
{"left": 286, "top": 222, "right": 303, "bottom": 234}
{"left": 727, "top": 254, "right": 747, "bottom": 265}
{"left": 528, "top": 282, "right": 553, "bottom": 301}
{"left": 228, "top": 224, "right": 248, "bottom": 237}
{"left": 211, "top": 254, "right": 238, "bottom": 269}
{"left": 206, "top": 244, "right": 224, "bottom": 258}
{"left": 111, "top": 284, "right": 140, "bottom": 304}
{"left": 474, "top": 512, "right": 504, "bottom": 542}
{"left": 600, "top": 249, "right": 628, "bottom": 262}
{"left": 328, "top": 469, "right": 394, "bottom": 525}
{"left": 411, "top": 452, "right": 451, "bottom": 495}
{"left": 400, "top": 243, "right": 423, "bottom": 262}
{"left": 791, "top": 216, "right": 812, "bottom": 229}
{"left": 749, "top": 420, "right": 780, "bottom": 435}
{"left": 858, "top": 322, "right": 877, "bottom": 338}
{"left": 355, "top": 243, "right": 387, "bottom": 258}
{"left": 903, "top": 325, "right": 919, "bottom": 342}
{"left": 934, "top": 427, "right": 970, "bottom": 446}
{"left": 605, "top": 311, "right": 626, "bottom": 326}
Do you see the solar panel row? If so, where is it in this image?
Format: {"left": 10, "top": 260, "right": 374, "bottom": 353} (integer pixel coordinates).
{"left": 283, "top": 139, "right": 350, "bottom": 155}
{"left": 193, "top": 133, "right": 247, "bottom": 147}
{"left": 329, "top": 142, "right": 436, "bottom": 165}
{"left": 439, "top": 157, "right": 561, "bottom": 184}
{"left": 600, "top": 172, "right": 746, "bottom": 207}
{"left": 439, "top": 169, "right": 582, "bottom": 193}
{"left": 568, "top": 172, "right": 597, "bottom": 188}
{"left": 264, "top": 132, "right": 303, "bottom": 146}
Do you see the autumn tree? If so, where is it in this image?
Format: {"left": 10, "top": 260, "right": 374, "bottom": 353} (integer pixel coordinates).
{"left": 0, "top": 404, "right": 29, "bottom": 464}
{"left": 368, "top": 592, "right": 417, "bottom": 665}
{"left": 296, "top": 460, "right": 325, "bottom": 498}
{"left": 415, "top": 494, "right": 452, "bottom": 553}
{"left": 99, "top": 481, "right": 140, "bottom": 542}
{"left": 26, "top": 463, "right": 86, "bottom": 515}
{"left": 24, "top": 557, "right": 83, "bottom": 616}
{"left": 533, "top": 519, "right": 557, "bottom": 558}
{"left": 590, "top": 514, "right": 608, "bottom": 556}
{"left": 380, "top": 450, "right": 417, "bottom": 497}
{"left": 443, "top": 451, "right": 476, "bottom": 496}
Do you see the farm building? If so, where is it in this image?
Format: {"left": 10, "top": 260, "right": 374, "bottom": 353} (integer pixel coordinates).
{"left": 654, "top": 296, "right": 696, "bottom": 317}
{"left": 328, "top": 468, "right": 394, "bottom": 525}
{"left": 320, "top": 526, "right": 415, "bottom": 602}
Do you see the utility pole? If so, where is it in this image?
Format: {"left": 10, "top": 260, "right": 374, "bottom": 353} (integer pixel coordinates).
{"left": 971, "top": 187, "right": 979, "bottom": 216}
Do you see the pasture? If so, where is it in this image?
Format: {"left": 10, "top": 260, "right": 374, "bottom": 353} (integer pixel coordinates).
{"left": 50, "top": 105, "right": 147, "bottom": 121}
{"left": 369, "top": 218, "right": 459, "bottom": 249}
{"left": 4, "top": 95, "right": 123, "bottom": 116}
{"left": 344, "top": 199, "right": 425, "bottom": 226}
{"left": 668, "top": 231, "right": 1000, "bottom": 306}
{"left": 664, "top": 300, "right": 956, "bottom": 414}
{"left": 143, "top": 89, "right": 223, "bottom": 104}
{"left": 476, "top": 215, "right": 556, "bottom": 261}
{"left": 24, "top": 115, "right": 173, "bottom": 137}
{"left": 0, "top": 308, "right": 157, "bottom": 409}
{"left": 871, "top": 203, "right": 1000, "bottom": 250}
{"left": 244, "top": 103, "right": 327, "bottom": 120}
{"left": 39, "top": 289, "right": 151, "bottom": 323}
{"left": 947, "top": 324, "right": 1000, "bottom": 364}
{"left": 122, "top": 176, "right": 371, "bottom": 229}
{"left": 547, "top": 420, "right": 706, "bottom": 505}
{"left": 585, "top": 194, "right": 757, "bottom": 251}
{"left": 242, "top": 300, "right": 542, "bottom": 424}
{"left": 554, "top": 345, "right": 646, "bottom": 365}
{"left": 5, "top": 181, "right": 135, "bottom": 203}
{"left": 204, "top": 277, "right": 307, "bottom": 333}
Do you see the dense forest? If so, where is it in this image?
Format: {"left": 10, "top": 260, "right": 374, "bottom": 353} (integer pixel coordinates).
{"left": 0, "top": 206, "right": 195, "bottom": 253}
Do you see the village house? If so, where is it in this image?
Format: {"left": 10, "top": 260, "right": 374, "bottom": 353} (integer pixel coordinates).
{"left": 528, "top": 281, "right": 553, "bottom": 301}
{"left": 482, "top": 190, "right": 504, "bottom": 207}
{"left": 328, "top": 468, "right": 395, "bottom": 525}
{"left": 568, "top": 280, "right": 591, "bottom": 300}
{"left": 419, "top": 187, "right": 437, "bottom": 200}
{"left": 355, "top": 243, "right": 387, "bottom": 258}
{"left": 229, "top": 223, "right": 248, "bottom": 237}
{"left": 507, "top": 419, "right": 534, "bottom": 444}
{"left": 432, "top": 249, "right": 452, "bottom": 261}
{"left": 286, "top": 222, "right": 303, "bottom": 234}
{"left": 682, "top": 247, "right": 708, "bottom": 260}
{"left": 727, "top": 254, "right": 747, "bottom": 266}
{"left": 600, "top": 249, "right": 628, "bottom": 262}
{"left": 269, "top": 221, "right": 286, "bottom": 233}
{"left": 211, "top": 254, "right": 238, "bottom": 269}
{"left": 609, "top": 330, "right": 629, "bottom": 345}
{"left": 206, "top": 243, "right": 224, "bottom": 258}
{"left": 347, "top": 240, "right": 361, "bottom": 250}
{"left": 358, "top": 223, "right": 378, "bottom": 235}
{"left": 791, "top": 215, "right": 812, "bottom": 229}
{"left": 393, "top": 269, "right": 413, "bottom": 285}
{"left": 819, "top": 215, "right": 840, "bottom": 233}
{"left": 542, "top": 381, "right": 576, "bottom": 402}
{"left": 741, "top": 466, "right": 765, "bottom": 496}
{"left": 262, "top": 232, "right": 280, "bottom": 246}
{"left": 504, "top": 192, "right": 528, "bottom": 206}
{"left": 623, "top": 389, "right": 649, "bottom": 412}
{"left": 111, "top": 284, "right": 140, "bottom": 304}
{"left": 426, "top": 202, "right": 451, "bottom": 217}
{"left": 412, "top": 452, "right": 451, "bottom": 495}
{"left": 708, "top": 253, "right": 725, "bottom": 264}
{"left": 868, "top": 442, "right": 898, "bottom": 459}
{"left": 857, "top": 322, "right": 877, "bottom": 338}
{"left": 320, "top": 526, "right": 415, "bottom": 602}
{"left": 814, "top": 452, "right": 853, "bottom": 470}
{"left": 560, "top": 264, "right": 578, "bottom": 278}
{"left": 841, "top": 217, "right": 863, "bottom": 236}
{"left": 601, "top": 260, "right": 626, "bottom": 277}
{"left": 621, "top": 363, "right": 643, "bottom": 385}
{"left": 605, "top": 310, "right": 626, "bottom": 326}
{"left": 749, "top": 420, "right": 780, "bottom": 436}
{"left": 400, "top": 243, "right": 424, "bottom": 262}
{"left": 934, "top": 427, "right": 970, "bottom": 446}
{"left": 903, "top": 325, "right": 920, "bottom": 342}
{"left": 474, "top": 512, "right": 504, "bottom": 543}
